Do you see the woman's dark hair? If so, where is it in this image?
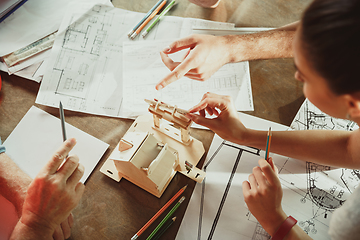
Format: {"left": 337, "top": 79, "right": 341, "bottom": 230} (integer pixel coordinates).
{"left": 301, "top": 0, "right": 360, "bottom": 95}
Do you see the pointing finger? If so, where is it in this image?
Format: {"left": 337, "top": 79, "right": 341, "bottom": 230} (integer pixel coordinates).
{"left": 41, "top": 138, "right": 77, "bottom": 175}
{"left": 156, "top": 50, "right": 199, "bottom": 90}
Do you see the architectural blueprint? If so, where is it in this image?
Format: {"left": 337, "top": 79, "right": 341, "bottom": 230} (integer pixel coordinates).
{"left": 35, "top": 2, "right": 236, "bottom": 118}
{"left": 177, "top": 100, "right": 359, "bottom": 240}
{"left": 122, "top": 39, "right": 252, "bottom": 117}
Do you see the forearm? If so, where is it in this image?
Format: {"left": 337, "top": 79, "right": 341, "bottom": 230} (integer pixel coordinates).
{"left": 10, "top": 220, "right": 53, "bottom": 240}
{"left": 223, "top": 29, "right": 295, "bottom": 63}
{"left": 0, "top": 153, "right": 32, "bottom": 217}
{"left": 241, "top": 128, "right": 358, "bottom": 168}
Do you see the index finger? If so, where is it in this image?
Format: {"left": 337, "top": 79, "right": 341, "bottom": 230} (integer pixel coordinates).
{"left": 41, "top": 138, "right": 77, "bottom": 175}
{"left": 258, "top": 158, "right": 280, "bottom": 186}
{"left": 156, "top": 50, "right": 198, "bottom": 90}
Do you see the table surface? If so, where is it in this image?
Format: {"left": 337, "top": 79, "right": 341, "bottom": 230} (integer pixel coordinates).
{"left": 0, "top": 0, "right": 311, "bottom": 239}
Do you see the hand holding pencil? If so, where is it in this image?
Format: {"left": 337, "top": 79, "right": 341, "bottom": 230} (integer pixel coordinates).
{"left": 242, "top": 157, "right": 285, "bottom": 235}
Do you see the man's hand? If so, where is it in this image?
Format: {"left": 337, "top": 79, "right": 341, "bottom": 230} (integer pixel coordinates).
{"left": 11, "top": 138, "right": 85, "bottom": 239}
{"left": 156, "top": 34, "right": 230, "bottom": 90}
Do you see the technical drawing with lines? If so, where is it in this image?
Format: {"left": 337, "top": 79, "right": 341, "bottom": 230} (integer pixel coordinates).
{"left": 177, "top": 104, "right": 359, "bottom": 240}
{"left": 35, "top": 2, "right": 245, "bottom": 118}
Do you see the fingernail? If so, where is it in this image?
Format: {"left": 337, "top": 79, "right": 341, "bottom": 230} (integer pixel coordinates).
{"left": 156, "top": 84, "right": 163, "bottom": 90}
{"left": 163, "top": 46, "right": 171, "bottom": 52}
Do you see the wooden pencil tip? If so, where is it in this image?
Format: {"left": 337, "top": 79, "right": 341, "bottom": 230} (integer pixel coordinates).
{"left": 172, "top": 216, "right": 177, "bottom": 221}
{"left": 182, "top": 184, "right": 188, "bottom": 191}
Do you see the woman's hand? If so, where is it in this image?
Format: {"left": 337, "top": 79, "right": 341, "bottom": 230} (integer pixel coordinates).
{"left": 242, "top": 158, "right": 287, "bottom": 236}
{"left": 187, "top": 92, "right": 248, "bottom": 144}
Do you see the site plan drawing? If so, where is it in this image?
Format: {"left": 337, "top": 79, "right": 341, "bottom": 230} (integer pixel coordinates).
{"left": 177, "top": 100, "right": 359, "bottom": 240}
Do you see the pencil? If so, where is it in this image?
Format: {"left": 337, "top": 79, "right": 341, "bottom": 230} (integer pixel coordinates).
{"left": 152, "top": 216, "right": 176, "bottom": 240}
{"left": 130, "top": 0, "right": 167, "bottom": 39}
{"left": 142, "top": 0, "right": 176, "bottom": 38}
{"left": 127, "top": 0, "right": 166, "bottom": 37}
{"left": 131, "top": 185, "right": 187, "bottom": 240}
{"left": 146, "top": 196, "right": 185, "bottom": 240}
{"left": 265, "top": 127, "right": 272, "bottom": 161}
{"left": 59, "top": 101, "right": 67, "bottom": 142}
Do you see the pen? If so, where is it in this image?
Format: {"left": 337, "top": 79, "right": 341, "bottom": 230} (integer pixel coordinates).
{"left": 146, "top": 196, "right": 185, "bottom": 240}
{"left": 152, "top": 216, "right": 176, "bottom": 240}
{"left": 265, "top": 127, "right": 272, "bottom": 161}
{"left": 127, "top": 0, "right": 166, "bottom": 37}
{"left": 59, "top": 101, "right": 67, "bottom": 142}
{"left": 130, "top": 0, "right": 167, "bottom": 39}
{"left": 142, "top": 0, "right": 176, "bottom": 38}
{"left": 131, "top": 185, "right": 187, "bottom": 240}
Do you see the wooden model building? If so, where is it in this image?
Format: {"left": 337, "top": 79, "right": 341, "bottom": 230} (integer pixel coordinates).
{"left": 100, "top": 99, "right": 206, "bottom": 197}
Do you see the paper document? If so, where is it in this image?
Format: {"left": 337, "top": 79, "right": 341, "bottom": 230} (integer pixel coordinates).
{"left": 122, "top": 39, "right": 253, "bottom": 116}
{"left": 177, "top": 102, "right": 359, "bottom": 240}
{"left": 35, "top": 2, "right": 241, "bottom": 118}
{"left": 3, "top": 106, "right": 109, "bottom": 183}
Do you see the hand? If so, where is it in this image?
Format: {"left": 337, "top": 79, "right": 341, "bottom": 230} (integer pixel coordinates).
{"left": 242, "top": 158, "right": 287, "bottom": 236}
{"left": 187, "top": 92, "right": 248, "bottom": 144}
{"left": 18, "top": 138, "right": 85, "bottom": 238}
{"left": 156, "top": 34, "right": 230, "bottom": 90}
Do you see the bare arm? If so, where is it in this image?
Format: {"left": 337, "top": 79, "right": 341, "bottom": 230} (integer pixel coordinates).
{"left": 188, "top": 93, "right": 360, "bottom": 169}
{"left": 225, "top": 29, "right": 295, "bottom": 63}
{"left": 0, "top": 152, "right": 32, "bottom": 217}
{"left": 244, "top": 129, "right": 359, "bottom": 169}
{"left": 156, "top": 25, "right": 296, "bottom": 89}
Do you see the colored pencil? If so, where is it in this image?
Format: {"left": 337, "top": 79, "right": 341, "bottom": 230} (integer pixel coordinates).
{"left": 152, "top": 216, "right": 176, "bottom": 240}
{"left": 131, "top": 185, "right": 187, "bottom": 240}
{"left": 146, "top": 196, "right": 185, "bottom": 240}
{"left": 127, "top": 0, "right": 166, "bottom": 37}
{"left": 130, "top": 0, "right": 167, "bottom": 39}
{"left": 142, "top": 0, "right": 176, "bottom": 38}
{"left": 265, "top": 127, "right": 272, "bottom": 161}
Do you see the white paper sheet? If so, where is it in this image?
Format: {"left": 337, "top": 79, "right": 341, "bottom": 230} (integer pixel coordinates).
{"left": 3, "top": 106, "right": 109, "bottom": 183}
{"left": 122, "top": 39, "right": 252, "bottom": 116}
{"left": 0, "top": 0, "right": 112, "bottom": 57}
{"left": 0, "top": 60, "right": 43, "bottom": 82}
{"left": 177, "top": 104, "right": 359, "bottom": 240}
{"left": 35, "top": 2, "right": 241, "bottom": 118}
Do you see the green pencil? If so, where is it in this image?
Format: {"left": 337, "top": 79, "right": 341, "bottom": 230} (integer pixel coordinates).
{"left": 142, "top": 0, "right": 176, "bottom": 38}
{"left": 146, "top": 196, "right": 185, "bottom": 240}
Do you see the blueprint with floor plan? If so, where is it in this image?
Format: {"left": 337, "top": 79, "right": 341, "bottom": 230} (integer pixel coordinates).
{"left": 35, "top": 2, "right": 242, "bottom": 118}
{"left": 176, "top": 101, "right": 359, "bottom": 240}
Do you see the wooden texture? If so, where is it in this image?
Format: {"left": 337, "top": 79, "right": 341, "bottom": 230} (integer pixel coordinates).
{"left": 0, "top": 0, "right": 311, "bottom": 239}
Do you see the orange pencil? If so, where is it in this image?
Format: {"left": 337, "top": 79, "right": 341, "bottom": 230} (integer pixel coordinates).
{"left": 130, "top": 0, "right": 167, "bottom": 39}
{"left": 131, "top": 185, "right": 187, "bottom": 240}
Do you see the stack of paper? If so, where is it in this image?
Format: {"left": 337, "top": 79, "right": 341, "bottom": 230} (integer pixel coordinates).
{"left": 0, "top": 0, "right": 112, "bottom": 82}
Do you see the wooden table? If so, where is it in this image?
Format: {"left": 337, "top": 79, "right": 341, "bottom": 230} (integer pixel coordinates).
{"left": 0, "top": 0, "right": 310, "bottom": 239}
